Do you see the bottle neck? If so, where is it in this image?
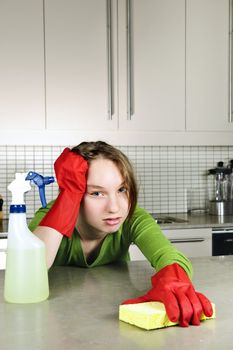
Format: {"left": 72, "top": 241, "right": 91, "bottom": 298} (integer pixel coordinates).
{"left": 10, "top": 204, "right": 26, "bottom": 213}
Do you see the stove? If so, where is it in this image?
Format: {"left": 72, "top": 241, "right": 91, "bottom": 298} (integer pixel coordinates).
{"left": 150, "top": 214, "right": 189, "bottom": 225}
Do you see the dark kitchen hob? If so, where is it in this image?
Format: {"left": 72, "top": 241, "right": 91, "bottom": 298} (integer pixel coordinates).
{"left": 150, "top": 213, "right": 189, "bottom": 225}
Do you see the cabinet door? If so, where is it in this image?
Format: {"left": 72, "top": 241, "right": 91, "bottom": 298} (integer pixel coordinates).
{"left": 0, "top": 0, "right": 45, "bottom": 129}
{"left": 186, "top": 0, "right": 231, "bottom": 131}
{"left": 163, "top": 228, "right": 212, "bottom": 257}
{"left": 45, "top": 0, "right": 118, "bottom": 131}
{"left": 118, "top": 0, "right": 185, "bottom": 131}
{"left": 129, "top": 244, "right": 146, "bottom": 261}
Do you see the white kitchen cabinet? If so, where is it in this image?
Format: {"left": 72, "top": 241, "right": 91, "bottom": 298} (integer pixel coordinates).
{"left": 186, "top": 0, "right": 231, "bottom": 131}
{"left": 45, "top": 0, "right": 118, "bottom": 131}
{"left": 0, "top": 0, "right": 232, "bottom": 145}
{"left": 129, "top": 228, "right": 212, "bottom": 260}
{"left": 118, "top": 0, "right": 186, "bottom": 131}
{"left": 45, "top": 0, "right": 185, "bottom": 133}
{"left": 163, "top": 228, "right": 212, "bottom": 257}
{"left": 0, "top": 0, "right": 45, "bottom": 130}
{"left": 129, "top": 244, "right": 146, "bottom": 261}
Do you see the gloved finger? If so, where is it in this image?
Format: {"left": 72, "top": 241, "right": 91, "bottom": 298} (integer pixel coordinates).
{"left": 55, "top": 148, "right": 87, "bottom": 175}
{"left": 54, "top": 148, "right": 71, "bottom": 169}
{"left": 175, "top": 289, "right": 193, "bottom": 327}
{"left": 161, "top": 292, "right": 180, "bottom": 323}
{"left": 185, "top": 287, "right": 203, "bottom": 326}
{"left": 196, "top": 292, "right": 213, "bottom": 317}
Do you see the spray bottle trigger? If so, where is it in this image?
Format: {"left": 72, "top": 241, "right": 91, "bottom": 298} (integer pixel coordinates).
{"left": 26, "top": 172, "right": 55, "bottom": 208}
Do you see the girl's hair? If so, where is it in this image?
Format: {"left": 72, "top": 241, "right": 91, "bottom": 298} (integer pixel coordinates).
{"left": 71, "top": 141, "right": 138, "bottom": 219}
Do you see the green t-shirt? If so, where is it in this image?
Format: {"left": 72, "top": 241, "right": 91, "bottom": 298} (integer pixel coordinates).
{"left": 29, "top": 204, "right": 192, "bottom": 277}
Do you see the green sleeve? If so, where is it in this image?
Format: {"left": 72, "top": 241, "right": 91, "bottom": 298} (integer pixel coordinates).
{"left": 126, "top": 207, "right": 193, "bottom": 279}
{"left": 28, "top": 201, "right": 55, "bottom": 232}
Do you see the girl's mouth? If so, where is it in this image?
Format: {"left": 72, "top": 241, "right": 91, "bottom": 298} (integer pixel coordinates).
{"left": 104, "top": 217, "right": 121, "bottom": 226}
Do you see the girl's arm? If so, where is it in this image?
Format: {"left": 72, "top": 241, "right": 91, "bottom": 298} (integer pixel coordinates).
{"left": 29, "top": 147, "right": 88, "bottom": 269}
{"left": 28, "top": 202, "right": 63, "bottom": 268}
{"left": 122, "top": 207, "right": 213, "bottom": 327}
{"left": 128, "top": 207, "right": 193, "bottom": 277}
{"left": 33, "top": 226, "right": 62, "bottom": 269}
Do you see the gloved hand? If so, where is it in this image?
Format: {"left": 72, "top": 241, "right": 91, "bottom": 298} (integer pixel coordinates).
{"left": 39, "top": 147, "right": 88, "bottom": 238}
{"left": 121, "top": 263, "right": 213, "bottom": 327}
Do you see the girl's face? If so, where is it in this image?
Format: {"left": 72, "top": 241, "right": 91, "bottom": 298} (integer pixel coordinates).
{"left": 79, "top": 158, "right": 129, "bottom": 236}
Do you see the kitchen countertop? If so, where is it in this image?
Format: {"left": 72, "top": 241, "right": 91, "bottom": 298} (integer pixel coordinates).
{"left": 152, "top": 212, "right": 233, "bottom": 230}
{"left": 0, "top": 257, "right": 232, "bottom": 350}
{"left": 2, "top": 212, "right": 233, "bottom": 236}
{"left": 0, "top": 212, "right": 233, "bottom": 238}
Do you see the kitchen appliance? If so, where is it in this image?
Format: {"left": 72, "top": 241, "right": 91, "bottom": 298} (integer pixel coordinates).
{"left": 0, "top": 195, "right": 3, "bottom": 220}
{"left": 212, "top": 228, "right": 233, "bottom": 256}
{"left": 207, "top": 162, "right": 233, "bottom": 216}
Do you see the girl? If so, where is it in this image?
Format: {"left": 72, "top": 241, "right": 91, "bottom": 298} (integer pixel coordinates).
{"left": 29, "top": 141, "right": 213, "bottom": 327}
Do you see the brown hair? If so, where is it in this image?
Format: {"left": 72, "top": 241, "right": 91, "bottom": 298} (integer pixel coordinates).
{"left": 71, "top": 141, "right": 138, "bottom": 219}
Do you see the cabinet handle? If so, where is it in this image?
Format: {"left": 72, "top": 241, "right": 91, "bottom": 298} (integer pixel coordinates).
{"left": 127, "top": 0, "right": 133, "bottom": 119}
{"left": 170, "top": 238, "right": 205, "bottom": 244}
{"left": 107, "top": 0, "right": 113, "bottom": 120}
{"left": 229, "top": 0, "right": 233, "bottom": 122}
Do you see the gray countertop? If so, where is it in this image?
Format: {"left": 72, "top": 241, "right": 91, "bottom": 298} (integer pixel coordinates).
{"left": 154, "top": 212, "right": 233, "bottom": 230}
{"left": 2, "top": 212, "right": 233, "bottom": 236}
{"left": 0, "top": 257, "right": 232, "bottom": 350}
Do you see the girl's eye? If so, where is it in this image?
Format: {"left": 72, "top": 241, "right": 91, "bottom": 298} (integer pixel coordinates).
{"left": 90, "top": 191, "right": 103, "bottom": 197}
{"left": 118, "top": 187, "right": 127, "bottom": 193}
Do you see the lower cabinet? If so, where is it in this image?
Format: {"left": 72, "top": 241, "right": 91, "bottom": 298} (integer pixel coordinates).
{"left": 129, "top": 244, "right": 147, "bottom": 261}
{"left": 129, "top": 228, "right": 212, "bottom": 260}
{"left": 163, "top": 228, "right": 212, "bottom": 258}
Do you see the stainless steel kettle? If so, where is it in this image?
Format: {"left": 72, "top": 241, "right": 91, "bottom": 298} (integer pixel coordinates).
{"left": 207, "top": 161, "right": 233, "bottom": 215}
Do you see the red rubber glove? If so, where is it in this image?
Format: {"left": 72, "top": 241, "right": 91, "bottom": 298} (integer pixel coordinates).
{"left": 121, "top": 263, "right": 213, "bottom": 327}
{"left": 39, "top": 147, "right": 88, "bottom": 238}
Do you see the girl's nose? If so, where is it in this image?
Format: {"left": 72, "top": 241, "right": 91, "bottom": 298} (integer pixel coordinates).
{"left": 106, "top": 195, "right": 119, "bottom": 213}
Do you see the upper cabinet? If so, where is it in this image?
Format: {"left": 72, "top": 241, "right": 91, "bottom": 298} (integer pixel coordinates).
{"left": 0, "top": 0, "right": 45, "bottom": 130}
{"left": 186, "top": 0, "right": 231, "bottom": 131}
{"left": 45, "top": 0, "right": 185, "bottom": 133}
{"left": 118, "top": 0, "right": 186, "bottom": 131}
{"left": 45, "top": 0, "right": 118, "bottom": 131}
{"left": 0, "top": 0, "right": 232, "bottom": 144}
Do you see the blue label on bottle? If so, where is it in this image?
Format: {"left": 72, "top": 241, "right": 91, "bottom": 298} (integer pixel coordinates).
{"left": 10, "top": 205, "right": 26, "bottom": 213}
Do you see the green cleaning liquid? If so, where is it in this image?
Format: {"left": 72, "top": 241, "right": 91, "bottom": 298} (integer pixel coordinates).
{"left": 4, "top": 247, "right": 49, "bottom": 303}
{"left": 4, "top": 173, "right": 50, "bottom": 304}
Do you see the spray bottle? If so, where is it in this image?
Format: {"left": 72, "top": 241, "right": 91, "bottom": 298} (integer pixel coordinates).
{"left": 4, "top": 171, "right": 54, "bottom": 303}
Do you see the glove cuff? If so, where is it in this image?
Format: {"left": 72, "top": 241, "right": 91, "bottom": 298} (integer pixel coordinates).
{"left": 39, "top": 190, "right": 83, "bottom": 238}
{"left": 151, "top": 263, "right": 191, "bottom": 285}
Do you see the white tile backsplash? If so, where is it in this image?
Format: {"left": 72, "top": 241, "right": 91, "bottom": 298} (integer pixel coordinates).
{"left": 1, "top": 144, "right": 233, "bottom": 219}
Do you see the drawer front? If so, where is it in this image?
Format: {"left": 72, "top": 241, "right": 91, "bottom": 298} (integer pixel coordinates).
{"left": 163, "top": 228, "right": 212, "bottom": 257}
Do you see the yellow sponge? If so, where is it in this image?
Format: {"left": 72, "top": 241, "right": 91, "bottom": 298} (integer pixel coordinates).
{"left": 119, "top": 301, "right": 215, "bottom": 330}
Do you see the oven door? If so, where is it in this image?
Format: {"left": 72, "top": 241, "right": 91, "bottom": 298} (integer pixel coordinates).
{"left": 212, "top": 228, "right": 233, "bottom": 256}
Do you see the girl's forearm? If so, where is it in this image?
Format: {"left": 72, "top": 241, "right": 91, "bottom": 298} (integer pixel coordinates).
{"left": 33, "top": 226, "right": 63, "bottom": 269}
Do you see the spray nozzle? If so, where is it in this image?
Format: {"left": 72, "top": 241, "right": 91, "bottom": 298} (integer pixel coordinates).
{"left": 26, "top": 172, "right": 55, "bottom": 208}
